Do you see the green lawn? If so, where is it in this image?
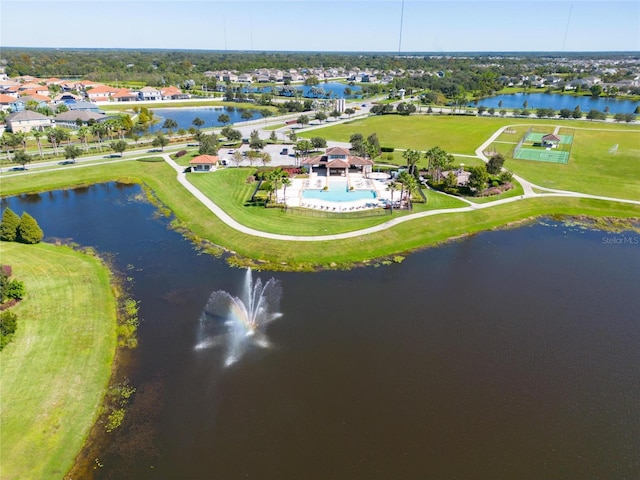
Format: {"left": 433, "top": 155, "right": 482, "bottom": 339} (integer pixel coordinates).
{"left": 299, "top": 115, "right": 510, "bottom": 155}
{"left": 0, "top": 242, "right": 117, "bottom": 479}
{"left": 2, "top": 139, "right": 638, "bottom": 270}
{"left": 495, "top": 127, "right": 640, "bottom": 200}
{"left": 187, "top": 168, "right": 465, "bottom": 235}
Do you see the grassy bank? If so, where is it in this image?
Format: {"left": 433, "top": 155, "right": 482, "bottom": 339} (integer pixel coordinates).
{"left": 1, "top": 160, "right": 638, "bottom": 270}
{"left": 0, "top": 242, "right": 117, "bottom": 479}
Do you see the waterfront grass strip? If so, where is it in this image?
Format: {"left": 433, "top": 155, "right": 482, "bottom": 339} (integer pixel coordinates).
{"left": 0, "top": 243, "right": 117, "bottom": 479}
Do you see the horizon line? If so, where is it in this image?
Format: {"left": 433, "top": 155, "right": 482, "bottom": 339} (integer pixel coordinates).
{"left": 2, "top": 46, "right": 639, "bottom": 55}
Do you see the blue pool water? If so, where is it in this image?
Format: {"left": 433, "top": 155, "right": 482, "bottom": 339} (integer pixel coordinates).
{"left": 302, "top": 180, "right": 376, "bottom": 202}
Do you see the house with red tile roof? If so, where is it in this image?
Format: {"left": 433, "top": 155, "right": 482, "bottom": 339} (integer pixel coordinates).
{"left": 112, "top": 88, "right": 138, "bottom": 102}
{"left": 301, "top": 146, "right": 374, "bottom": 177}
{"left": 44, "top": 77, "right": 64, "bottom": 86}
{"left": 189, "top": 155, "right": 219, "bottom": 172}
{"left": 0, "top": 94, "right": 17, "bottom": 111}
{"left": 160, "top": 86, "right": 189, "bottom": 100}
{"left": 85, "top": 84, "right": 119, "bottom": 102}
{"left": 20, "top": 89, "right": 50, "bottom": 100}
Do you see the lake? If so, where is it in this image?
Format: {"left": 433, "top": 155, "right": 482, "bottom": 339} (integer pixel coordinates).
{"left": 150, "top": 106, "right": 265, "bottom": 133}
{"left": 474, "top": 92, "right": 639, "bottom": 114}
{"left": 251, "top": 82, "right": 362, "bottom": 99}
{"left": 3, "top": 184, "right": 639, "bottom": 479}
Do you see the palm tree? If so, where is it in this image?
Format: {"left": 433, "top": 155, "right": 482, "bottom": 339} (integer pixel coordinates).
{"left": 162, "top": 118, "right": 178, "bottom": 137}
{"left": 386, "top": 180, "right": 399, "bottom": 212}
{"left": 77, "top": 126, "right": 90, "bottom": 151}
{"left": 90, "top": 123, "right": 106, "bottom": 150}
{"left": 424, "top": 146, "right": 453, "bottom": 182}
{"left": 45, "top": 127, "right": 59, "bottom": 155}
{"left": 31, "top": 129, "right": 44, "bottom": 157}
{"left": 402, "top": 149, "right": 421, "bottom": 176}
{"left": 281, "top": 176, "right": 291, "bottom": 209}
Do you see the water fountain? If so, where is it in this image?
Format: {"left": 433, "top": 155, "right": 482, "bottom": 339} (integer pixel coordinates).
{"left": 195, "top": 269, "right": 282, "bottom": 366}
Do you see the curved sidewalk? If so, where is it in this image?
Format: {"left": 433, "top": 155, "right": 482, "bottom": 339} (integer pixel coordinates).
{"left": 163, "top": 153, "right": 640, "bottom": 243}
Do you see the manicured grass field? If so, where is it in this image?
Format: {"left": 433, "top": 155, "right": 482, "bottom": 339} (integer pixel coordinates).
{"left": 497, "top": 127, "right": 640, "bottom": 200}
{"left": 300, "top": 115, "right": 639, "bottom": 200}
{"left": 298, "top": 115, "right": 574, "bottom": 155}
{"left": 0, "top": 242, "right": 117, "bottom": 479}
{"left": 187, "top": 168, "right": 466, "bottom": 235}
{"left": 299, "top": 115, "right": 510, "bottom": 155}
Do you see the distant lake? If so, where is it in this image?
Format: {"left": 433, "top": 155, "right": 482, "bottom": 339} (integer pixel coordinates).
{"left": 150, "top": 106, "right": 265, "bottom": 132}
{"left": 250, "top": 82, "right": 362, "bottom": 99}
{"left": 3, "top": 185, "right": 640, "bottom": 480}
{"left": 474, "top": 92, "right": 638, "bottom": 114}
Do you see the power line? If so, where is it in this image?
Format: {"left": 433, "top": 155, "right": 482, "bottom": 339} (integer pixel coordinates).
{"left": 562, "top": 3, "right": 573, "bottom": 51}
{"left": 398, "top": 0, "right": 405, "bottom": 53}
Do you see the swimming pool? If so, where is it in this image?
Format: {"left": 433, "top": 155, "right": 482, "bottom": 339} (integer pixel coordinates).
{"left": 302, "top": 180, "right": 376, "bottom": 202}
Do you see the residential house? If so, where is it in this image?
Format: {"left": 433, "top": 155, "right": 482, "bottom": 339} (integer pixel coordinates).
{"left": 19, "top": 83, "right": 50, "bottom": 96}
{"left": 138, "top": 86, "right": 162, "bottom": 101}
{"left": 13, "top": 94, "right": 51, "bottom": 110}
{"left": 0, "top": 94, "right": 18, "bottom": 111}
{"left": 5, "top": 110, "right": 52, "bottom": 132}
{"left": 54, "top": 110, "right": 106, "bottom": 128}
{"left": 222, "top": 72, "right": 239, "bottom": 83}
{"left": 160, "top": 86, "right": 188, "bottom": 100}
{"left": 69, "top": 101, "right": 102, "bottom": 113}
{"left": 43, "top": 77, "right": 64, "bottom": 86}
{"left": 2, "top": 85, "right": 21, "bottom": 98}
{"left": 54, "top": 92, "right": 84, "bottom": 104}
{"left": 112, "top": 88, "right": 138, "bottom": 102}
{"left": 85, "top": 84, "right": 119, "bottom": 102}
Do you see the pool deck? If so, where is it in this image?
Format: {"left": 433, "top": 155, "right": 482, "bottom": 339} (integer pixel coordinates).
{"left": 278, "top": 172, "right": 394, "bottom": 211}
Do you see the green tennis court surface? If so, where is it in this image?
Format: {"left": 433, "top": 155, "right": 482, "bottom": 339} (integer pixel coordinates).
{"left": 514, "top": 147, "right": 569, "bottom": 163}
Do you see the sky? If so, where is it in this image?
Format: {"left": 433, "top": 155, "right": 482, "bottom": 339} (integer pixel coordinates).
{"left": 1, "top": 0, "right": 639, "bottom": 52}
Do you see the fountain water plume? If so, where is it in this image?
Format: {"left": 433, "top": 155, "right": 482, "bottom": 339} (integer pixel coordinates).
{"left": 195, "top": 269, "right": 282, "bottom": 366}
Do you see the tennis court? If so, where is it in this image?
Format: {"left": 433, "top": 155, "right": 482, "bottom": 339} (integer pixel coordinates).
{"left": 513, "top": 147, "right": 569, "bottom": 164}
{"left": 512, "top": 127, "right": 574, "bottom": 164}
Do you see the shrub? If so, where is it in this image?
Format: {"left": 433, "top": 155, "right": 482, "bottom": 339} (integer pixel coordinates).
{"left": 499, "top": 171, "right": 513, "bottom": 183}
{"left": 491, "top": 180, "right": 499, "bottom": 188}
{"left": 380, "top": 146, "right": 394, "bottom": 153}
{"left": 0, "top": 208, "right": 21, "bottom": 242}
{"left": 175, "top": 150, "right": 187, "bottom": 158}
{"left": 17, "top": 212, "right": 44, "bottom": 244}
{"left": 4, "top": 280, "right": 25, "bottom": 301}
{"left": 0, "top": 310, "right": 18, "bottom": 350}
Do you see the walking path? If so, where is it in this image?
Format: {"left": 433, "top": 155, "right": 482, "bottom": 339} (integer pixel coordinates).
{"left": 4, "top": 121, "right": 638, "bottom": 243}
{"left": 163, "top": 123, "right": 640, "bottom": 242}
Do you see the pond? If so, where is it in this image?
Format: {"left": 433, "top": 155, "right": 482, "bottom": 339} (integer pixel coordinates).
{"left": 2, "top": 185, "right": 639, "bottom": 479}
{"left": 149, "top": 106, "right": 265, "bottom": 133}
{"left": 251, "top": 82, "right": 362, "bottom": 99}
{"left": 473, "top": 92, "right": 638, "bottom": 114}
